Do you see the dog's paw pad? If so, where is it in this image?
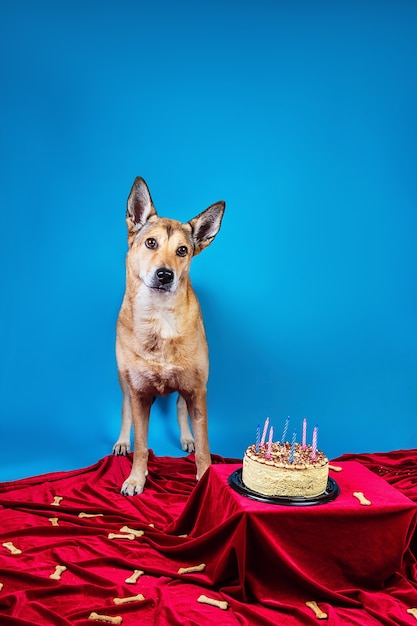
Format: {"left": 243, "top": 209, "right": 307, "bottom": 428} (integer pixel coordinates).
{"left": 113, "top": 442, "right": 131, "bottom": 456}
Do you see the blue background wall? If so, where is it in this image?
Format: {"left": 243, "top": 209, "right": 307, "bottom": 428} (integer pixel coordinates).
{"left": 1, "top": 0, "right": 416, "bottom": 481}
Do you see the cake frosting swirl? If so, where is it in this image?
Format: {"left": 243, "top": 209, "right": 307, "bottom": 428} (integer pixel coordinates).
{"left": 242, "top": 441, "right": 329, "bottom": 498}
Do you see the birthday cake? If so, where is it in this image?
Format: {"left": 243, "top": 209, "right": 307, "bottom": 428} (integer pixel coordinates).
{"left": 241, "top": 420, "right": 329, "bottom": 498}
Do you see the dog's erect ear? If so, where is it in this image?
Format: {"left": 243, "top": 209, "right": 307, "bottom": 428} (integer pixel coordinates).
{"left": 126, "top": 177, "right": 157, "bottom": 243}
{"left": 189, "top": 201, "right": 225, "bottom": 256}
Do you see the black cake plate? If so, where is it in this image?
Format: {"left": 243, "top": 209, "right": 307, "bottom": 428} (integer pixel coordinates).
{"left": 228, "top": 468, "right": 340, "bottom": 506}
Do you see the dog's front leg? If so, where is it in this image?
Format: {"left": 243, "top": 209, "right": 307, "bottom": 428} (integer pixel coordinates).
{"left": 113, "top": 371, "right": 132, "bottom": 456}
{"left": 177, "top": 394, "right": 195, "bottom": 452}
{"left": 120, "top": 393, "right": 152, "bottom": 496}
{"left": 184, "top": 391, "right": 211, "bottom": 481}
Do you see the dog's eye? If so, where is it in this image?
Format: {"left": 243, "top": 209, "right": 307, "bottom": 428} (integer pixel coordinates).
{"left": 176, "top": 246, "right": 188, "bottom": 257}
{"left": 145, "top": 238, "right": 157, "bottom": 249}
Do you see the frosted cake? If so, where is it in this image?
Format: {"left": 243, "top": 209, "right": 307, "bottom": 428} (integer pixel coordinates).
{"left": 242, "top": 441, "right": 329, "bottom": 498}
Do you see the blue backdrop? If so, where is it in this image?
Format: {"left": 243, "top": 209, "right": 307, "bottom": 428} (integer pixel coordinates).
{"left": 1, "top": 0, "right": 416, "bottom": 481}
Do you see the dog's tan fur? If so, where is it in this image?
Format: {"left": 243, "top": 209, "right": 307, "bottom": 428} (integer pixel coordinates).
{"left": 113, "top": 177, "right": 225, "bottom": 495}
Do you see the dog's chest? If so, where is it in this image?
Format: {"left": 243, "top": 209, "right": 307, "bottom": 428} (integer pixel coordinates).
{"left": 128, "top": 309, "right": 193, "bottom": 394}
{"left": 134, "top": 302, "right": 179, "bottom": 347}
{"left": 117, "top": 289, "right": 206, "bottom": 395}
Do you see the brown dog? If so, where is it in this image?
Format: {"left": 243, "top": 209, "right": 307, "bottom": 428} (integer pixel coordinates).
{"left": 113, "top": 177, "right": 225, "bottom": 495}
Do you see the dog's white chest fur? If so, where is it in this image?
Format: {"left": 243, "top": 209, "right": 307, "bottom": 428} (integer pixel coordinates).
{"left": 133, "top": 291, "right": 178, "bottom": 341}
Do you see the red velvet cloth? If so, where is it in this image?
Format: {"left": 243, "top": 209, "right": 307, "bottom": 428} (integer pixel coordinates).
{"left": 172, "top": 462, "right": 417, "bottom": 601}
{"left": 0, "top": 451, "right": 417, "bottom": 625}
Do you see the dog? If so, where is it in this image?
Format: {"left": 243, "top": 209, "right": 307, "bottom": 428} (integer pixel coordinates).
{"left": 113, "top": 176, "right": 225, "bottom": 495}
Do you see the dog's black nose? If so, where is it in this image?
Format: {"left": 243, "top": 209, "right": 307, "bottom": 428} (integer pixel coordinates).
{"left": 156, "top": 268, "right": 174, "bottom": 285}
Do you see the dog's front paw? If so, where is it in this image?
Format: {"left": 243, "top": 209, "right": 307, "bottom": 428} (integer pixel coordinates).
{"left": 120, "top": 473, "right": 147, "bottom": 496}
{"left": 113, "top": 441, "right": 131, "bottom": 456}
{"left": 180, "top": 436, "right": 195, "bottom": 453}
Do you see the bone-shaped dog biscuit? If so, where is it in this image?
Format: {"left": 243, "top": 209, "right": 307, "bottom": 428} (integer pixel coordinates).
{"left": 107, "top": 533, "right": 135, "bottom": 540}
{"left": 306, "top": 601, "right": 328, "bottom": 619}
{"left": 353, "top": 491, "right": 371, "bottom": 506}
{"left": 88, "top": 612, "right": 122, "bottom": 624}
{"left": 178, "top": 563, "right": 206, "bottom": 574}
{"left": 113, "top": 593, "right": 145, "bottom": 605}
{"left": 197, "top": 594, "right": 229, "bottom": 610}
{"left": 79, "top": 512, "right": 104, "bottom": 518}
{"left": 119, "top": 525, "right": 144, "bottom": 537}
{"left": 49, "top": 565, "right": 67, "bottom": 580}
{"left": 49, "top": 517, "right": 59, "bottom": 526}
{"left": 0, "top": 582, "right": 3, "bottom": 591}
{"left": 51, "top": 496, "right": 63, "bottom": 506}
{"left": 407, "top": 608, "right": 417, "bottom": 620}
{"left": 328, "top": 464, "right": 342, "bottom": 472}
{"left": 2, "top": 542, "right": 22, "bottom": 555}
{"left": 125, "top": 569, "right": 144, "bottom": 584}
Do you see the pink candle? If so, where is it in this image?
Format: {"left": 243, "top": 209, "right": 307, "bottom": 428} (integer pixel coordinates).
{"left": 311, "top": 425, "right": 318, "bottom": 460}
{"left": 266, "top": 426, "right": 273, "bottom": 459}
{"left": 302, "top": 418, "right": 307, "bottom": 449}
{"left": 260, "top": 417, "right": 269, "bottom": 447}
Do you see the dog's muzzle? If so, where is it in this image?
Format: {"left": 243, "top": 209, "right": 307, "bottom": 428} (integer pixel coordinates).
{"left": 155, "top": 267, "right": 174, "bottom": 289}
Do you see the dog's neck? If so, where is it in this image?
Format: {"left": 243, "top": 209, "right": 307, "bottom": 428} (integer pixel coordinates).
{"left": 124, "top": 276, "right": 197, "bottom": 345}
{"left": 134, "top": 287, "right": 180, "bottom": 339}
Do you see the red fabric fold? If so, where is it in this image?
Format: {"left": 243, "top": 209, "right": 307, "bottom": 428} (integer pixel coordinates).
{"left": 1, "top": 450, "right": 417, "bottom": 624}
